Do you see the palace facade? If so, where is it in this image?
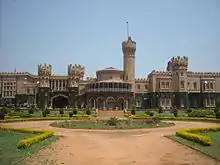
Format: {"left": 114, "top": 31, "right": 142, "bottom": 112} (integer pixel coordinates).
{"left": 0, "top": 36, "right": 220, "bottom": 110}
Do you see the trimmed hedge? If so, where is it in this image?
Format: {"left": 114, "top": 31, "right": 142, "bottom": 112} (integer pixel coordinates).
{"left": 0, "top": 126, "right": 54, "bottom": 149}
{"left": 176, "top": 126, "right": 220, "bottom": 146}
{"left": 0, "top": 115, "right": 92, "bottom": 123}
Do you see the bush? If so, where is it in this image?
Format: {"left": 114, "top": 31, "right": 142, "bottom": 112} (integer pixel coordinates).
{"left": 85, "top": 109, "right": 91, "bottom": 115}
{"left": 145, "top": 111, "right": 154, "bottom": 117}
{"left": 72, "top": 109, "right": 77, "bottom": 115}
{"left": 14, "top": 108, "right": 21, "bottom": 112}
{"left": 44, "top": 109, "right": 50, "bottom": 114}
{"left": 131, "top": 109, "right": 136, "bottom": 115}
{"left": 186, "top": 108, "right": 192, "bottom": 113}
{"left": 216, "top": 112, "right": 220, "bottom": 119}
{"left": 69, "top": 111, "right": 73, "bottom": 117}
{"left": 188, "top": 109, "right": 215, "bottom": 118}
{"left": 59, "top": 109, "right": 64, "bottom": 115}
{"left": 172, "top": 109, "right": 178, "bottom": 117}
{"left": 106, "top": 117, "right": 119, "bottom": 126}
{"left": 19, "top": 112, "right": 31, "bottom": 118}
{"left": 42, "top": 111, "right": 47, "bottom": 117}
{"left": 0, "top": 110, "right": 5, "bottom": 120}
{"left": 158, "top": 107, "right": 163, "bottom": 114}
{"left": 28, "top": 108, "right": 34, "bottom": 114}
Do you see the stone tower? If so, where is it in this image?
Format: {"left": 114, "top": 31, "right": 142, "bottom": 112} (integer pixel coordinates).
{"left": 122, "top": 36, "right": 136, "bottom": 93}
{"left": 68, "top": 64, "right": 85, "bottom": 107}
{"left": 37, "top": 64, "right": 52, "bottom": 109}
{"left": 168, "top": 56, "right": 188, "bottom": 108}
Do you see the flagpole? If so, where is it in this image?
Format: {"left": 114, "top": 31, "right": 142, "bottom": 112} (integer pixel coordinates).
{"left": 126, "top": 21, "right": 130, "bottom": 39}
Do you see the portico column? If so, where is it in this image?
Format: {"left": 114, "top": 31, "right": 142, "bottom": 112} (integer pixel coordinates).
{"left": 94, "top": 99, "right": 96, "bottom": 109}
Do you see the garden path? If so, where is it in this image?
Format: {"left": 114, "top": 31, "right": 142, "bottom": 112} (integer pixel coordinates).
{"left": 2, "top": 121, "right": 220, "bottom": 165}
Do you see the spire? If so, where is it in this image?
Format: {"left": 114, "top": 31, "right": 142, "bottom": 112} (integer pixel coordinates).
{"left": 126, "top": 21, "right": 131, "bottom": 40}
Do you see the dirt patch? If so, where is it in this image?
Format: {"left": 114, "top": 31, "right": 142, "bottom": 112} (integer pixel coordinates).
{"left": 2, "top": 121, "right": 220, "bottom": 165}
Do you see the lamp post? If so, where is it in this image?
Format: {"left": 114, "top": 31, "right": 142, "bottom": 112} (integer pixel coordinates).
{"left": 204, "top": 81, "right": 209, "bottom": 108}
{"left": 34, "top": 81, "right": 39, "bottom": 108}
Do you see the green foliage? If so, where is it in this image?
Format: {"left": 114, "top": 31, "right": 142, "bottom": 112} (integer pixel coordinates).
{"left": 69, "top": 111, "right": 73, "bottom": 117}
{"left": 186, "top": 108, "right": 192, "bottom": 113}
{"left": 131, "top": 109, "right": 136, "bottom": 115}
{"left": 158, "top": 107, "right": 163, "bottom": 114}
{"left": 28, "top": 108, "right": 34, "bottom": 114}
{"left": 19, "top": 112, "right": 31, "bottom": 118}
{"left": 14, "top": 108, "right": 21, "bottom": 112}
{"left": 216, "top": 97, "right": 220, "bottom": 108}
{"left": 216, "top": 112, "right": 220, "bottom": 119}
{"left": 0, "top": 109, "right": 5, "bottom": 120}
{"left": 59, "top": 109, "right": 64, "bottom": 115}
{"left": 106, "top": 117, "right": 119, "bottom": 126}
{"left": 145, "top": 111, "right": 154, "bottom": 117}
{"left": 85, "top": 109, "right": 91, "bottom": 115}
{"left": 72, "top": 109, "right": 78, "bottom": 115}
{"left": 188, "top": 109, "right": 215, "bottom": 118}
{"left": 42, "top": 111, "right": 47, "bottom": 117}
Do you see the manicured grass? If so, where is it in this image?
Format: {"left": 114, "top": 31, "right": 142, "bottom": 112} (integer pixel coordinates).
{"left": 51, "top": 120, "right": 174, "bottom": 130}
{"left": 0, "top": 130, "right": 59, "bottom": 165}
{"left": 135, "top": 110, "right": 188, "bottom": 117}
{"left": 168, "top": 132, "right": 220, "bottom": 160}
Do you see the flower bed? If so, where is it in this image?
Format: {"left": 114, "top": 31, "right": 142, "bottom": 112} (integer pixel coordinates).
{"left": 0, "top": 126, "right": 54, "bottom": 149}
{"left": 0, "top": 115, "right": 92, "bottom": 123}
{"left": 176, "top": 126, "right": 220, "bottom": 146}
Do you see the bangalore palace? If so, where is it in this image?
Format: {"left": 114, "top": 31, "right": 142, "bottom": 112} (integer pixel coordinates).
{"left": 0, "top": 36, "right": 219, "bottom": 110}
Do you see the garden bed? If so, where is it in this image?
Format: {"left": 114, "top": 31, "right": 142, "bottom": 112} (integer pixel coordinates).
{"left": 51, "top": 118, "right": 175, "bottom": 130}
{"left": 0, "top": 130, "right": 59, "bottom": 165}
{"left": 168, "top": 131, "right": 220, "bottom": 160}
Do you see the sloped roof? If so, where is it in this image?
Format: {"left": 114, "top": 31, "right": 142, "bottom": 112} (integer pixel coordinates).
{"left": 96, "top": 67, "right": 122, "bottom": 72}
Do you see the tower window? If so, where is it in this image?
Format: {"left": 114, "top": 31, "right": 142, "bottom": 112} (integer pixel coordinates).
{"left": 126, "top": 76, "right": 128, "bottom": 80}
{"left": 193, "top": 82, "right": 197, "bottom": 89}
{"left": 137, "top": 84, "right": 140, "bottom": 90}
{"left": 181, "top": 72, "right": 183, "bottom": 76}
{"left": 145, "top": 84, "right": 148, "bottom": 89}
{"left": 181, "top": 81, "right": 184, "bottom": 88}
{"left": 109, "top": 76, "right": 112, "bottom": 79}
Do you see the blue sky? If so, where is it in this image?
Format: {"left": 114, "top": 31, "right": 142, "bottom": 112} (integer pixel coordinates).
{"left": 1, "top": 0, "right": 220, "bottom": 78}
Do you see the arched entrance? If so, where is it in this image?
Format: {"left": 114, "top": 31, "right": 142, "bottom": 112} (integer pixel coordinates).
{"left": 89, "top": 98, "right": 95, "bottom": 109}
{"left": 97, "top": 97, "right": 104, "bottom": 110}
{"left": 117, "top": 97, "right": 125, "bottom": 110}
{"left": 52, "top": 94, "right": 69, "bottom": 109}
{"left": 106, "top": 97, "right": 115, "bottom": 110}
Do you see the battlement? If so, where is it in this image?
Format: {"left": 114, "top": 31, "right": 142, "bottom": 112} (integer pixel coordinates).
{"left": 187, "top": 71, "right": 220, "bottom": 77}
{"left": 170, "top": 56, "right": 188, "bottom": 69}
{"left": 68, "top": 64, "right": 85, "bottom": 79}
{"left": 135, "top": 78, "right": 148, "bottom": 82}
{"left": 0, "top": 72, "right": 36, "bottom": 77}
{"left": 38, "top": 64, "right": 52, "bottom": 76}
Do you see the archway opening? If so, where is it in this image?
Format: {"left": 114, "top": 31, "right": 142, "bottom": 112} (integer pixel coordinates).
{"left": 117, "top": 98, "right": 124, "bottom": 110}
{"left": 106, "top": 97, "right": 115, "bottom": 110}
{"left": 97, "top": 98, "right": 104, "bottom": 110}
{"left": 52, "top": 96, "right": 69, "bottom": 109}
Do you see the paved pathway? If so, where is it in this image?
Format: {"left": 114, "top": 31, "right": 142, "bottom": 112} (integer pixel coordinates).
{"left": 2, "top": 121, "right": 220, "bottom": 165}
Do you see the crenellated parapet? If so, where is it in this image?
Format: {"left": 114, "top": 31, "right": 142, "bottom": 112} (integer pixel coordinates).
{"left": 135, "top": 78, "right": 148, "bottom": 82}
{"left": 122, "top": 37, "right": 136, "bottom": 55}
{"left": 170, "top": 56, "right": 188, "bottom": 69}
{"left": 38, "top": 64, "right": 52, "bottom": 88}
{"left": 68, "top": 64, "right": 85, "bottom": 88}
{"left": 150, "top": 70, "right": 172, "bottom": 76}
{"left": 187, "top": 71, "right": 220, "bottom": 77}
{"left": 38, "top": 64, "right": 52, "bottom": 77}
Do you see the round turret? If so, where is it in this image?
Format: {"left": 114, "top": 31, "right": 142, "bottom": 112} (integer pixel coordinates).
{"left": 122, "top": 37, "right": 136, "bottom": 56}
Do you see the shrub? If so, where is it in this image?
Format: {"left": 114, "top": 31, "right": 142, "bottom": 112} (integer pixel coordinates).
{"left": 72, "top": 109, "right": 78, "bottom": 115}
{"left": 173, "top": 109, "right": 178, "bottom": 117}
{"left": 158, "top": 107, "right": 163, "bottom": 114}
{"left": 145, "top": 111, "right": 154, "bottom": 117}
{"left": 106, "top": 117, "right": 119, "bottom": 126}
{"left": 0, "top": 110, "right": 5, "bottom": 120}
{"left": 186, "top": 108, "right": 192, "bottom": 113}
{"left": 131, "top": 109, "right": 136, "bottom": 115}
{"left": 44, "top": 109, "right": 50, "bottom": 114}
{"left": 188, "top": 109, "right": 215, "bottom": 118}
{"left": 86, "top": 109, "right": 91, "bottom": 115}
{"left": 59, "top": 109, "right": 64, "bottom": 115}
{"left": 20, "top": 112, "right": 31, "bottom": 118}
{"left": 14, "top": 108, "right": 21, "bottom": 112}
{"left": 69, "top": 111, "right": 73, "bottom": 117}
{"left": 42, "top": 111, "right": 47, "bottom": 117}
{"left": 216, "top": 112, "right": 220, "bottom": 119}
{"left": 28, "top": 108, "right": 34, "bottom": 114}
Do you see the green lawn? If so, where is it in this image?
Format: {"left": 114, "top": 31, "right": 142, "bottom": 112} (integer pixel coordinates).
{"left": 0, "top": 131, "right": 59, "bottom": 165}
{"left": 51, "top": 120, "right": 174, "bottom": 130}
{"left": 135, "top": 110, "right": 188, "bottom": 117}
{"left": 168, "top": 132, "right": 220, "bottom": 160}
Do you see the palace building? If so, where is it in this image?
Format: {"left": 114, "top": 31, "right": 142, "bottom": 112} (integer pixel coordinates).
{"left": 0, "top": 36, "right": 220, "bottom": 110}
